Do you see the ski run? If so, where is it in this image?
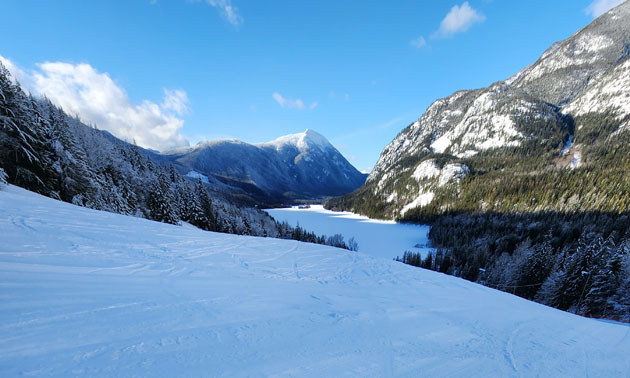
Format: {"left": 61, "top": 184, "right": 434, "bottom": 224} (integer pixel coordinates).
{"left": 1, "top": 185, "right": 629, "bottom": 377}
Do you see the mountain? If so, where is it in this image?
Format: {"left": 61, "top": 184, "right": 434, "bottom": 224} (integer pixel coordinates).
{"left": 328, "top": 1, "right": 630, "bottom": 220}
{"left": 325, "top": 2, "right": 630, "bottom": 318}
{"left": 160, "top": 129, "right": 367, "bottom": 205}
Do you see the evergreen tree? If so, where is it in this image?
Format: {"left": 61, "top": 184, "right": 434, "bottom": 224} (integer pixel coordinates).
{"left": 0, "top": 167, "right": 7, "bottom": 187}
{"left": 147, "top": 171, "right": 179, "bottom": 224}
{"left": 0, "top": 64, "right": 48, "bottom": 192}
{"left": 46, "top": 102, "right": 97, "bottom": 206}
{"left": 514, "top": 238, "right": 553, "bottom": 299}
{"left": 189, "top": 180, "right": 216, "bottom": 231}
{"left": 553, "top": 235, "right": 599, "bottom": 312}
{"left": 583, "top": 235, "right": 622, "bottom": 317}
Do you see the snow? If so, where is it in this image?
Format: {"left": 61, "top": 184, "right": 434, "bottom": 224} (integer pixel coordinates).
{"left": 562, "top": 135, "right": 574, "bottom": 156}
{"left": 266, "top": 205, "right": 432, "bottom": 260}
{"left": 574, "top": 33, "right": 614, "bottom": 54}
{"left": 411, "top": 160, "right": 442, "bottom": 181}
{"left": 400, "top": 192, "right": 435, "bottom": 215}
{"left": 376, "top": 170, "right": 395, "bottom": 191}
{"left": 438, "top": 163, "right": 469, "bottom": 186}
{"left": 458, "top": 149, "right": 478, "bottom": 158}
{"left": 431, "top": 133, "right": 452, "bottom": 153}
{"left": 386, "top": 191, "right": 398, "bottom": 203}
{"left": 569, "top": 151, "right": 582, "bottom": 169}
{"left": 523, "top": 33, "right": 614, "bottom": 83}
{"left": 2, "top": 185, "right": 630, "bottom": 377}
{"left": 258, "top": 129, "right": 332, "bottom": 151}
{"left": 564, "top": 58, "right": 630, "bottom": 119}
{"left": 412, "top": 159, "right": 469, "bottom": 187}
{"left": 185, "top": 170, "right": 209, "bottom": 183}
{"left": 429, "top": 88, "right": 522, "bottom": 156}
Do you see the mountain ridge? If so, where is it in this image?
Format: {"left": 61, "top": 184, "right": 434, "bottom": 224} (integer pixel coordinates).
{"left": 161, "top": 129, "right": 367, "bottom": 205}
{"left": 329, "top": 1, "right": 630, "bottom": 220}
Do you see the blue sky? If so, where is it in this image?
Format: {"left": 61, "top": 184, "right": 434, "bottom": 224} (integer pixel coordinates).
{"left": 0, "top": 0, "right": 624, "bottom": 172}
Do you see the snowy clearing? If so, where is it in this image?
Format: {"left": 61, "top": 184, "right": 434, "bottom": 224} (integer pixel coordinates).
{"left": 266, "top": 205, "right": 433, "bottom": 259}
{"left": 1, "top": 185, "right": 629, "bottom": 377}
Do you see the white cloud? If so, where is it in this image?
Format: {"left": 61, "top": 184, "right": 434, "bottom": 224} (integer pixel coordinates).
{"left": 432, "top": 2, "right": 485, "bottom": 39}
{"left": 410, "top": 36, "right": 427, "bottom": 48}
{"left": 207, "top": 0, "right": 243, "bottom": 26}
{"left": 585, "top": 0, "right": 625, "bottom": 18}
{"left": 0, "top": 55, "right": 189, "bottom": 152}
{"left": 272, "top": 92, "right": 317, "bottom": 110}
{"left": 161, "top": 89, "right": 190, "bottom": 115}
{"left": 0, "top": 55, "right": 30, "bottom": 86}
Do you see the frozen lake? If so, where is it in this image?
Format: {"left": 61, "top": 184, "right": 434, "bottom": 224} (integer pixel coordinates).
{"left": 266, "top": 205, "right": 433, "bottom": 260}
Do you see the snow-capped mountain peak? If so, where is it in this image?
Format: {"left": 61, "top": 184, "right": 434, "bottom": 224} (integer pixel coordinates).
{"left": 259, "top": 129, "right": 333, "bottom": 152}
{"left": 161, "top": 129, "right": 366, "bottom": 202}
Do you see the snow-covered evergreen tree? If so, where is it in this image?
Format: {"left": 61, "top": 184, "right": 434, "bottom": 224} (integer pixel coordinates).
{"left": 147, "top": 171, "right": 179, "bottom": 225}
{"left": 583, "top": 235, "right": 622, "bottom": 317}
{"left": 0, "top": 167, "right": 7, "bottom": 188}
{"left": 0, "top": 64, "right": 48, "bottom": 192}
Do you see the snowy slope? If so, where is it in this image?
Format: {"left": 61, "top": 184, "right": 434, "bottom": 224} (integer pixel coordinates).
{"left": 1, "top": 185, "right": 629, "bottom": 377}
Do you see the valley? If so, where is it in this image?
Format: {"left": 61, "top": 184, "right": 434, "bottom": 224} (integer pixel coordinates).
{"left": 1, "top": 1, "right": 630, "bottom": 376}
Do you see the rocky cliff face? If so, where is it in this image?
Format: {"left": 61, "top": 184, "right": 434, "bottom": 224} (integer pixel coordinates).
{"left": 509, "top": 3, "right": 630, "bottom": 106}
{"left": 329, "top": 2, "right": 630, "bottom": 219}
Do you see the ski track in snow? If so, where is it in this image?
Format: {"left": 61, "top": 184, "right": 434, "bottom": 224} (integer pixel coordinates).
{"left": 1, "top": 185, "right": 629, "bottom": 377}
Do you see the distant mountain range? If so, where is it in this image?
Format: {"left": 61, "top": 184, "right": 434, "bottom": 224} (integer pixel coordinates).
{"left": 156, "top": 129, "right": 366, "bottom": 205}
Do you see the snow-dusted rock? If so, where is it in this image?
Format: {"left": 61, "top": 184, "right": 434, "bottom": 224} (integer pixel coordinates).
{"left": 509, "top": 2, "right": 630, "bottom": 105}
{"left": 564, "top": 58, "right": 630, "bottom": 126}
{"left": 412, "top": 159, "right": 469, "bottom": 188}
